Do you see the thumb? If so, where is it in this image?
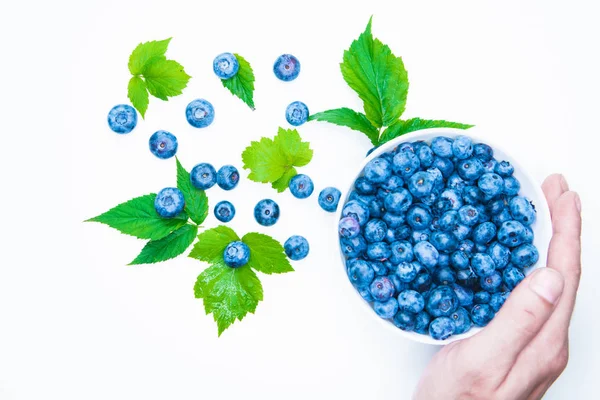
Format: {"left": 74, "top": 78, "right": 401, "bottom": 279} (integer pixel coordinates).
{"left": 465, "top": 268, "right": 564, "bottom": 371}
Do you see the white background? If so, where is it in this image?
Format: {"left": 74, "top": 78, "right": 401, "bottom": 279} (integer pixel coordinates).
{"left": 1, "top": 0, "right": 599, "bottom": 399}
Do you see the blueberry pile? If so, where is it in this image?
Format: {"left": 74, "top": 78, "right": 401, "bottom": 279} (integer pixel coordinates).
{"left": 339, "top": 135, "right": 539, "bottom": 340}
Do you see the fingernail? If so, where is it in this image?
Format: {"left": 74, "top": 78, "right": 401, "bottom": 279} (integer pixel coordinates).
{"left": 529, "top": 269, "right": 564, "bottom": 305}
{"left": 559, "top": 175, "right": 569, "bottom": 191}
{"left": 574, "top": 192, "right": 582, "bottom": 213}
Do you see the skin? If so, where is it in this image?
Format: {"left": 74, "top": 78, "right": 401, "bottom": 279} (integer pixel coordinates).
{"left": 414, "top": 174, "right": 582, "bottom": 400}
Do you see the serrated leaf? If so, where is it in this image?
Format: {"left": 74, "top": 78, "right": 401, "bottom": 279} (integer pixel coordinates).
{"left": 379, "top": 118, "right": 474, "bottom": 145}
{"left": 128, "top": 38, "right": 171, "bottom": 75}
{"left": 86, "top": 194, "right": 187, "bottom": 240}
{"left": 241, "top": 137, "right": 287, "bottom": 183}
{"left": 176, "top": 158, "right": 209, "bottom": 225}
{"left": 222, "top": 54, "right": 255, "bottom": 109}
{"left": 127, "top": 76, "right": 149, "bottom": 118}
{"left": 194, "top": 262, "right": 263, "bottom": 336}
{"left": 242, "top": 233, "right": 294, "bottom": 274}
{"left": 271, "top": 166, "right": 297, "bottom": 193}
{"left": 308, "top": 108, "right": 379, "bottom": 145}
{"left": 129, "top": 224, "right": 198, "bottom": 265}
{"left": 273, "top": 128, "right": 313, "bottom": 167}
{"left": 189, "top": 226, "right": 240, "bottom": 264}
{"left": 143, "top": 57, "right": 191, "bottom": 101}
{"left": 340, "top": 17, "right": 409, "bottom": 128}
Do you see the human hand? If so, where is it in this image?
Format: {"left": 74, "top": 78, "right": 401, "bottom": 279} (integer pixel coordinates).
{"left": 413, "top": 174, "right": 582, "bottom": 400}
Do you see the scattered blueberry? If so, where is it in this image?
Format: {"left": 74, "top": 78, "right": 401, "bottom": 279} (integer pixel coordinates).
{"left": 186, "top": 99, "right": 215, "bottom": 128}
{"left": 213, "top": 53, "right": 239, "bottom": 79}
{"left": 254, "top": 199, "right": 280, "bottom": 227}
{"left": 289, "top": 174, "right": 314, "bottom": 198}
{"left": 223, "top": 241, "right": 250, "bottom": 268}
{"left": 318, "top": 187, "right": 341, "bottom": 212}
{"left": 107, "top": 104, "right": 137, "bottom": 134}
{"left": 149, "top": 130, "right": 178, "bottom": 159}
{"left": 214, "top": 200, "right": 235, "bottom": 222}
{"left": 154, "top": 188, "right": 185, "bottom": 218}
{"left": 273, "top": 54, "right": 301, "bottom": 81}
{"left": 216, "top": 165, "right": 240, "bottom": 190}
{"left": 285, "top": 101, "right": 309, "bottom": 126}
{"left": 284, "top": 235, "right": 309, "bottom": 260}
{"left": 190, "top": 163, "right": 217, "bottom": 190}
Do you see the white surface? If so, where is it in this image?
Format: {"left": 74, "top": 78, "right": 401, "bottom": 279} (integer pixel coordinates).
{"left": 1, "top": 0, "right": 599, "bottom": 399}
{"left": 337, "top": 128, "right": 552, "bottom": 345}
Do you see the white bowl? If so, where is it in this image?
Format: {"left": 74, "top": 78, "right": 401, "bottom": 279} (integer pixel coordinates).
{"left": 335, "top": 127, "right": 552, "bottom": 345}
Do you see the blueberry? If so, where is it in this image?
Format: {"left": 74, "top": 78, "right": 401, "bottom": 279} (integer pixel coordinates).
{"left": 503, "top": 176, "right": 521, "bottom": 196}
{"left": 349, "top": 191, "right": 374, "bottom": 205}
{"left": 474, "top": 291, "right": 491, "bottom": 304}
{"left": 427, "top": 168, "right": 445, "bottom": 192}
{"left": 338, "top": 217, "right": 361, "bottom": 239}
{"left": 398, "top": 142, "right": 415, "bottom": 153}
{"left": 342, "top": 200, "right": 370, "bottom": 226}
{"left": 447, "top": 173, "right": 467, "bottom": 193}
{"left": 476, "top": 205, "right": 491, "bottom": 223}
{"left": 438, "top": 253, "right": 451, "bottom": 268}
{"left": 451, "top": 251, "right": 470, "bottom": 270}
{"left": 214, "top": 200, "right": 235, "bottom": 222}
{"left": 432, "top": 157, "right": 455, "bottom": 178}
{"left": 414, "top": 241, "right": 439, "bottom": 269}
{"left": 457, "top": 267, "right": 479, "bottom": 288}
{"left": 341, "top": 235, "right": 368, "bottom": 258}
{"left": 451, "top": 136, "right": 473, "bottom": 159}
{"left": 438, "top": 210, "right": 459, "bottom": 231}
{"left": 495, "top": 160, "right": 514, "bottom": 177}
{"left": 451, "top": 283, "right": 474, "bottom": 307}
{"left": 397, "top": 290, "right": 425, "bottom": 313}
{"left": 487, "top": 242, "right": 511, "bottom": 269}
{"left": 389, "top": 274, "right": 408, "bottom": 296}
{"left": 497, "top": 220, "right": 531, "bottom": 247}
{"left": 429, "top": 317, "right": 455, "bottom": 340}
{"left": 490, "top": 292, "right": 510, "bottom": 312}
{"left": 503, "top": 266, "right": 525, "bottom": 290}
{"left": 482, "top": 159, "right": 497, "bottom": 174}
{"left": 458, "top": 205, "right": 479, "bottom": 227}
{"left": 416, "top": 144, "right": 434, "bottom": 167}
{"left": 433, "top": 267, "right": 456, "bottom": 285}
{"left": 439, "top": 189, "right": 463, "bottom": 211}
{"left": 478, "top": 173, "right": 504, "bottom": 197}
{"left": 154, "top": 187, "right": 185, "bottom": 218}
{"left": 190, "top": 163, "right": 217, "bottom": 190}
{"left": 457, "top": 158, "right": 485, "bottom": 181}
{"left": 414, "top": 311, "right": 432, "bottom": 334}
{"left": 430, "top": 231, "right": 458, "bottom": 253}
{"left": 392, "top": 151, "right": 421, "bottom": 178}
{"left": 473, "top": 143, "right": 493, "bottom": 161}
{"left": 383, "top": 212, "right": 406, "bottom": 228}
{"left": 358, "top": 286, "right": 374, "bottom": 302}
{"left": 471, "top": 253, "right": 496, "bottom": 277}
{"left": 371, "top": 261, "right": 388, "bottom": 276}
{"left": 463, "top": 185, "right": 485, "bottom": 205}
{"left": 374, "top": 298, "right": 399, "bottom": 319}
{"left": 354, "top": 177, "right": 377, "bottom": 195}
{"left": 426, "top": 285, "right": 459, "bottom": 317}
{"left": 472, "top": 222, "right": 497, "bottom": 245}
{"left": 393, "top": 310, "right": 416, "bottom": 331}
{"left": 486, "top": 197, "right": 507, "bottom": 216}
{"left": 480, "top": 271, "right": 502, "bottom": 292}
{"left": 367, "top": 242, "right": 391, "bottom": 261}
{"left": 285, "top": 101, "right": 309, "bottom": 126}
{"left": 407, "top": 205, "right": 433, "bottom": 230}
{"left": 431, "top": 137, "right": 454, "bottom": 158}
{"left": 186, "top": 99, "right": 215, "bottom": 128}
{"left": 384, "top": 189, "right": 413, "bottom": 214}
{"left": 470, "top": 304, "right": 495, "bottom": 327}
{"left": 223, "top": 241, "right": 250, "bottom": 268}
{"left": 451, "top": 224, "right": 472, "bottom": 241}
{"left": 254, "top": 199, "right": 280, "bottom": 226}
{"left": 408, "top": 171, "right": 435, "bottom": 198}
{"left": 389, "top": 240, "right": 414, "bottom": 264}
{"left": 284, "top": 235, "right": 309, "bottom": 260}
{"left": 450, "top": 307, "right": 471, "bottom": 334}
{"left": 381, "top": 175, "right": 404, "bottom": 192}
{"left": 216, "top": 165, "right": 240, "bottom": 190}
{"left": 288, "top": 174, "right": 314, "bottom": 198}
{"left": 509, "top": 196, "right": 536, "bottom": 226}
{"left": 458, "top": 239, "right": 476, "bottom": 255}
{"left": 107, "top": 104, "right": 137, "bottom": 134}
{"left": 411, "top": 271, "right": 433, "bottom": 292}
{"left": 273, "top": 54, "right": 301, "bottom": 81}
{"left": 347, "top": 259, "right": 374, "bottom": 287}
{"left": 364, "top": 157, "right": 392, "bottom": 183}
{"left": 510, "top": 244, "right": 539, "bottom": 268}
{"left": 396, "top": 261, "right": 418, "bottom": 283}
{"left": 213, "top": 53, "right": 239, "bottom": 79}
{"left": 149, "top": 130, "right": 178, "bottom": 159}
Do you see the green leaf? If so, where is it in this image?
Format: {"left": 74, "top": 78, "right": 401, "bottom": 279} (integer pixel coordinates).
{"left": 273, "top": 128, "right": 313, "bottom": 168}
{"left": 129, "top": 224, "right": 198, "bottom": 265}
{"left": 128, "top": 38, "right": 171, "bottom": 76}
{"left": 143, "top": 57, "right": 191, "bottom": 101}
{"left": 242, "top": 233, "right": 294, "bottom": 274}
{"left": 271, "top": 166, "right": 297, "bottom": 193}
{"left": 176, "top": 158, "right": 209, "bottom": 225}
{"left": 189, "top": 226, "right": 240, "bottom": 264}
{"left": 194, "top": 262, "right": 263, "bottom": 336}
{"left": 127, "top": 76, "right": 149, "bottom": 118}
{"left": 221, "top": 54, "right": 255, "bottom": 110}
{"left": 308, "top": 108, "right": 379, "bottom": 145}
{"left": 340, "top": 17, "right": 409, "bottom": 128}
{"left": 241, "top": 137, "right": 287, "bottom": 183}
{"left": 379, "top": 118, "right": 474, "bottom": 145}
{"left": 86, "top": 194, "right": 187, "bottom": 240}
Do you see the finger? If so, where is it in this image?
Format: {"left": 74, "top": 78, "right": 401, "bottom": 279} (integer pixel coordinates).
{"left": 542, "top": 174, "right": 568, "bottom": 215}
{"left": 464, "top": 268, "right": 564, "bottom": 373}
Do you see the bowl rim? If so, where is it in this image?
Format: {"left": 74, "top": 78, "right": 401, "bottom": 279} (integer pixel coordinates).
{"left": 334, "top": 127, "right": 552, "bottom": 345}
